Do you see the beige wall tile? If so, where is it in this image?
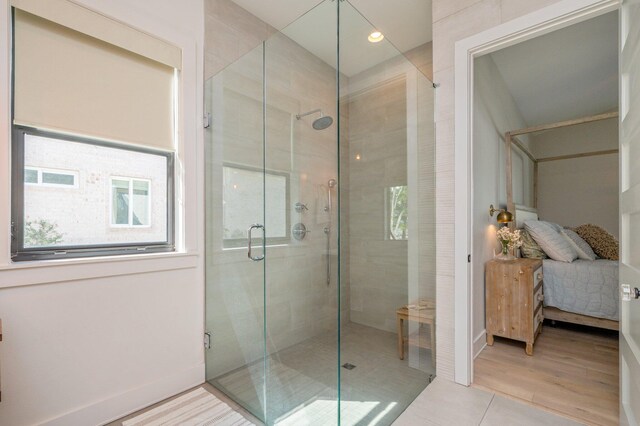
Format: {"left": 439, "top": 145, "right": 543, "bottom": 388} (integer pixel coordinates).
{"left": 204, "top": 0, "right": 276, "bottom": 79}
{"left": 432, "top": 0, "right": 501, "bottom": 73}
{"left": 434, "top": 68, "right": 454, "bottom": 122}
{"left": 404, "top": 42, "right": 434, "bottom": 81}
{"left": 433, "top": 0, "right": 485, "bottom": 23}
{"left": 501, "top": 0, "right": 563, "bottom": 23}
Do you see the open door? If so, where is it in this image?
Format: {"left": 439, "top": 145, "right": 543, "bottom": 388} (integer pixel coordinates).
{"left": 620, "top": 1, "right": 640, "bottom": 424}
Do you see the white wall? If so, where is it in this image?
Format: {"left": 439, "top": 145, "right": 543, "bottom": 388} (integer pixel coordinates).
{"left": 471, "top": 54, "right": 531, "bottom": 356}
{"left": 532, "top": 119, "right": 619, "bottom": 237}
{"left": 0, "top": 1, "right": 205, "bottom": 425}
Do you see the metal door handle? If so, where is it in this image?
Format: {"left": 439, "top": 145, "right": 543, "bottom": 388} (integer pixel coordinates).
{"left": 248, "top": 224, "right": 265, "bottom": 261}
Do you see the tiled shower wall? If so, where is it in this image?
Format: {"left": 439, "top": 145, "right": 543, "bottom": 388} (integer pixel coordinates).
{"left": 346, "top": 55, "right": 436, "bottom": 334}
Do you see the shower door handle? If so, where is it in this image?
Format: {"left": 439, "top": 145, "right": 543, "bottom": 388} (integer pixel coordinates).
{"left": 247, "top": 224, "right": 265, "bottom": 261}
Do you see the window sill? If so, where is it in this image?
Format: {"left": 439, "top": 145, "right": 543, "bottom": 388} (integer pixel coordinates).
{"left": 0, "top": 251, "right": 200, "bottom": 289}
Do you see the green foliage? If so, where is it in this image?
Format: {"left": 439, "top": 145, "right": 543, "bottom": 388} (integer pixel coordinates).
{"left": 25, "top": 219, "right": 64, "bottom": 247}
{"left": 389, "top": 186, "right": 408, "bottom": 240}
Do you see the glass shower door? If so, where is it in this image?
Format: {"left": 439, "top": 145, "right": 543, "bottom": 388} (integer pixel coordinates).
{"left": 204, "top": 43, "right": 268, "bottom": 422}
{"left": 205, "top": 0, "right": 436, "bottom": 424}
{"left": 263, "top": 2, "right": 340, "bottom": 424}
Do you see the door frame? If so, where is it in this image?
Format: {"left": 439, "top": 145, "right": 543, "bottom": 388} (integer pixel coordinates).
{"left": 453, "top": 0, "right": 620, "bottom": 385}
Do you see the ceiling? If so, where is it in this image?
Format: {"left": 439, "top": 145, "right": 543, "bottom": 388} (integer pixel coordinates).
{"left": 230, "top": 0, "right": 432, "bottom": 76}
{"left": 489, "top": 11, "right": 618, "bottom": 127}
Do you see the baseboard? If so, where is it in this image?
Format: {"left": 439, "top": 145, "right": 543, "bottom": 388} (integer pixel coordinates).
{"left": 473, "top": 330, "right": 487, "bottom": 359}
{"left": 42, "top": 363, "right": 205, "bottom": 426}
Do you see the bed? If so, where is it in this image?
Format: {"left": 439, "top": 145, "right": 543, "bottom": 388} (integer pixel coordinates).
{"left": 514, "top": 206, "right": 620, "bottom": 330}
{"left": 542, "top": 258, "right": 619, "bottom": 328}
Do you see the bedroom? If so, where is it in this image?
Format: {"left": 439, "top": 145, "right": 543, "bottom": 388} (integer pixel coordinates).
{"left": 471, "top": 10, "right": 620, "bottom": 426}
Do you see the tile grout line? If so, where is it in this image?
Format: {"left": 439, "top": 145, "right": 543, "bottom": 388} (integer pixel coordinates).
{"left": 477, "top": 393, "right": 495, "bottom": 425}
{"left": 433, "top": 0, "right": 486, "bottom": 24}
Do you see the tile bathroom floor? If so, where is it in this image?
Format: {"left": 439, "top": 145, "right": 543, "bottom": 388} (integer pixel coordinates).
{"left": 113, "top": 322, "right": 587, "bottom": 426}
{"left": 393, "top": 378, "right": 584, "bottom": 426}
{"left": 210, "top": 322, "right": 435, "bottom": 425}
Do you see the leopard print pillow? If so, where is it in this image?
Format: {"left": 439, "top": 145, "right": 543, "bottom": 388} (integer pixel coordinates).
{"left": 573, "top": 224, "right": 619, "bottom": 261}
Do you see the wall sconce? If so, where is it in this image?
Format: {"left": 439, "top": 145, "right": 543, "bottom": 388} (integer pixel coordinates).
{"left": 489, "top": 204, "right": 514, "bottom": 224}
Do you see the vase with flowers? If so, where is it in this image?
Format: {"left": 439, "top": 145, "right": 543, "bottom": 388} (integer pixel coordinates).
{"left": 495, "top": 226, "right": 522, "bottom": 261}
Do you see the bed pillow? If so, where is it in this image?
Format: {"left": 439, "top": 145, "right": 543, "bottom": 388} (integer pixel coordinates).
{"left": 519, "top": 229, "right": 548, "bottom": 259}
{"left": 573, "top": 224, "right": 619, "bottom": 261}
{"left": 546, "top": 221, "right": 563, "bottom": 232}
{"left": 562, "top": 228, "right": 597, "bottom": 261}
{"left": 524, "top": 220, "right": 578, "bottom": 263}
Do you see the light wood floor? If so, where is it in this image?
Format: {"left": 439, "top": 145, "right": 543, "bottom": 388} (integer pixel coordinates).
{"left": 473, "top": 322, "right": 619, "bottom": 426}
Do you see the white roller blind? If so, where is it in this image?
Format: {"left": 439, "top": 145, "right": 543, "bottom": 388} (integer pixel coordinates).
{"left": 11, "top": 0, "right": 181, "bottom": 69}
{"left": 13, "top": 8, "right": 177, "bottom": 151}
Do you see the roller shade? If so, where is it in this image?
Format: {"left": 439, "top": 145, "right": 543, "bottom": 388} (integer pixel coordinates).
{"left": 12, "top": 7, "right": 177, "bottom": 151}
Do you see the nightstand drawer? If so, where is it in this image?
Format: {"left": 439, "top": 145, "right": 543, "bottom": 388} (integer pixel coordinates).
{"left": 534, "top": 305, "right": 544, "bottom": 331}
{"left": 534, "top": 266, "right": 543, "bottom": 286}
{"left": 533, "top": 283, "right": 544, "bottom": 308}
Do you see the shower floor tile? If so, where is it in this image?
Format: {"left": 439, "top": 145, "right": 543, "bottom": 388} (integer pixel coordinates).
{"left": 209, "top": 322, "right": 435, "bottom": 426}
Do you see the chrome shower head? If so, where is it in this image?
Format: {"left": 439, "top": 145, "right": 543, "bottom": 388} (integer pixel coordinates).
{"left": 313, "top": 116, "right": 333, "bottom": 130}
{"left": 296, "top": 108, "right": 334, "bottom": 130}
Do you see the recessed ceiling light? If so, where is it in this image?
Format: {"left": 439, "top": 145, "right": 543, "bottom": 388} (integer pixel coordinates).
{"left": 368, "top": 31, "right": 384, "bottom": 43}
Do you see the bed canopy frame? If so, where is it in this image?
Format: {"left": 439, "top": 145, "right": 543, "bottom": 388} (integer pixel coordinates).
{"left": 505, "top": 111, "right": 619, "bottom": 215}
{"left": 505, "top": 111, "right": 620, "bottom": 331}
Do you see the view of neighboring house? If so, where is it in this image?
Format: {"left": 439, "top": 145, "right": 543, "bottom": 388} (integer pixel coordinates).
{"left": 23, "top": 134, "right": 168, "bottom": 247}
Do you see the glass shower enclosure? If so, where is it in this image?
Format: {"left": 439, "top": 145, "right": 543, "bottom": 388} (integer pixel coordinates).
{"left": 204, "top": 1, "right": 436, "bottom": 424}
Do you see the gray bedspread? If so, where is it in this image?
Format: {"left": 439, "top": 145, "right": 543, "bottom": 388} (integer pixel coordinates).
{"left": 542, "top": 259, "right": 619, "bottom": 321}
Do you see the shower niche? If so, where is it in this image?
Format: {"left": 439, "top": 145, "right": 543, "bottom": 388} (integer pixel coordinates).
{"left": 204, "top": 1, "right": 436, "bottom": 424}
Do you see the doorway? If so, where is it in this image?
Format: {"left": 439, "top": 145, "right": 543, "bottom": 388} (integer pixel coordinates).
{"left": 453, "top": 0, "right": 631, "bottom": 424}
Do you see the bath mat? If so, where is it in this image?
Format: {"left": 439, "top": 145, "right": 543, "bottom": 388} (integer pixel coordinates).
{"left": 123, "top": 387, "right": 254, "bottom": 426}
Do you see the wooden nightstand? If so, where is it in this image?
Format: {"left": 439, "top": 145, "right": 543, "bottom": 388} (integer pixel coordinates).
{"left": 485, "top": 258, "right": 544, "bottom": 355}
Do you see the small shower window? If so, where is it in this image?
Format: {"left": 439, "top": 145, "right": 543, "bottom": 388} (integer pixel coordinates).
{"left": 223, "top": 164, "right": 290, "bottom": 247}
{"left": 386, "top": 185, "right": 408, "bottom": 240}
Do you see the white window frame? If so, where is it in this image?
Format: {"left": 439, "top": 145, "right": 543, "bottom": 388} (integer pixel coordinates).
{"left": 222, "top": 163, "right": 291, "bottom": 248}
{"left": 25, "top": 166, "right": 79, "bottom": 188}
{"left": 11, "top": 126, "right": 174, "bottom": 262}
{"left": 109, "top": 176, "right": 152, "bottom": 228}
{"left": 385, "top": 185, "right": 408, "bottom": 241}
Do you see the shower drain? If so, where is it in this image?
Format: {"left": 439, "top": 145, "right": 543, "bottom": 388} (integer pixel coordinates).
{"left": 342, "top": 363, "right": 356, "bottom": 370}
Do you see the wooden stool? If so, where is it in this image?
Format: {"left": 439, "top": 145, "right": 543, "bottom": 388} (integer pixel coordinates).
{"left": 396, "top": 303, "right": 435, "bottom": 367}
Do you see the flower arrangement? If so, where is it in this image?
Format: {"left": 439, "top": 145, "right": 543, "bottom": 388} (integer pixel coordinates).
{"left": 496, "top": 226, "right": 522, "bottom": 260}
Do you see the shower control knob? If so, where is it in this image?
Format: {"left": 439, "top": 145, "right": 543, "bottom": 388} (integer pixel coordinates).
{"left": 292, "top": 223, "right": 309, "bottom": 241}
{"left": 295, "top": 202, "right": 309, "bottom": 213}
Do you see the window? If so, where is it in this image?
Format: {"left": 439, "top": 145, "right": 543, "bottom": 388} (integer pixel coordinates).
{"left": 223, "top": 165, "right": 290, "bottom": 247}
{"left": 11, "top": 127, "right": 174, "bottom": 260}
{"left": 10, "top": 2, "right": 180, "bottom": 261}
{"left": 386, "top": 185, "right": 408, "bottom": 240}
{"left": 111, "top": 178, "right": 151, "bottom": 227}
{"left": 24, "top": 167, "right": 78, "bottom": 188}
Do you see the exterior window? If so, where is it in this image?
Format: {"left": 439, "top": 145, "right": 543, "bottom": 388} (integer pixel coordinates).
{"left": 24, "top": 167, "right": 78, "bottom": 187}
{"left": 11, "top": 127, "right": 174, "bottom": 261}
{"left": 386, "top": 185, "right": 408, "bottom": 240}
{"left": 223, "top": 164, "right": 290, "bottom": 247}
{"left": 24, "top": 168, "right": 38, "bottom": 183}
{"left": 111, "top": 178, "right": 151, "bottom": 227}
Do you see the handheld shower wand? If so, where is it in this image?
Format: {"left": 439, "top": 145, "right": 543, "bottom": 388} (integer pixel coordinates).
{"left": 324, "top": 179, "right": 337, "bottom": 286}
